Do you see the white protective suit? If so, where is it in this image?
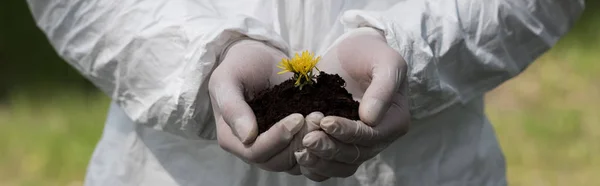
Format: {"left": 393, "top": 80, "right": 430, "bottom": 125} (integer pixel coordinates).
{"left": 27, "top": 0, "right": 584, "bottom": 185}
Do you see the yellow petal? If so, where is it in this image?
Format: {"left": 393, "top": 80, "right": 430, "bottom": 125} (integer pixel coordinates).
{"left": 279, "top": 50, "right": 322, "bottom": 87}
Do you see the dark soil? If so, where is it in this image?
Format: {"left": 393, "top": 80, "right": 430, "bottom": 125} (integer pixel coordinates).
{"left": 248, "top": 72, "right": 360, "bottom": 134}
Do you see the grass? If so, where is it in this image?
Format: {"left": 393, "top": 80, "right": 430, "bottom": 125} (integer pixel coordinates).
{"left": 0, "top": 89, "right": 109, "bottom": 186}
{"left": 486, "top": 38, "right": 600, "bottom": 185}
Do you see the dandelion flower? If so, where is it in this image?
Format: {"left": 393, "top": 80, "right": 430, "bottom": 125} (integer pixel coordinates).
{"left": 277, "top": 50, "right": 321, "bottom": 89}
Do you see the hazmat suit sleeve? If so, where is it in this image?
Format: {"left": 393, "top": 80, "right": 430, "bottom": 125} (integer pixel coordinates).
{"left": 340, "top": 0, "right": 585, "bottom": 119}
{"left": 26, "top": 0, "right": 289, "bottom": 140}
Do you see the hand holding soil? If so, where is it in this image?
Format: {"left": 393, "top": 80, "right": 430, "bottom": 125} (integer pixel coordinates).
{"left": 210, "top": 28, "right": 410, "bottom": 181}
{"left": 293, "top": 27, "right": 412, "bottom": 181}
{"left": 245, "top": 50, "right": 363, "bottom": 177}
{"left": 209, "top": 39, "right": 305, "bottom": 173}
{"left": 209, "top": 38, "right": 363, "bottom": 176}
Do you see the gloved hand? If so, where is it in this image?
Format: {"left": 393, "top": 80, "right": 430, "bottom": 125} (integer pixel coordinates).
{"left": 295, "top": 27, "right": 411, "bottom": 180}
{"left": 209, "top": 39, "right": 314, "bottom": 173}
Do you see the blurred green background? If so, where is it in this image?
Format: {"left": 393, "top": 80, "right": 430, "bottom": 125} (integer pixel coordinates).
{"left": 1, "top": 1, "right": 598, "bottom": 186}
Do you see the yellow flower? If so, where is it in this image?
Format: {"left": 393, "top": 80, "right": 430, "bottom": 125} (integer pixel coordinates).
{"left": 277, "top": 50, "right": 321, "bottom": 88}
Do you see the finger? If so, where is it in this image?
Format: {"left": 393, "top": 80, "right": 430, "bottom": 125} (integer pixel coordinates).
{"left": 303, "top": 131, "right": 375, "bottom": 164}
{"left": 256, "top": 143, "right": 297, "bottom": 172}
{"left": 359, "top": 61, "right": 401, "bottom": 126}
{"left": 321, "top": 103, "right": 409, "bottom": 146}
{"left": 259, "top": 112, "right": 325, "bottom": 173}
{"left": 296, "top": 151, "right": 359, "bottom": 178}
{"left": 259, "top": 112, "right": 325, "bottom": 172}
{"left": 289, "top": 112, "right": 324, "bottom": 152}
{"left": 319, "top": 116, "right": 379, "bottom": 146}
{"left": 217, "top": 114, "right": 304, "bottom": 163}
{"left": 294, "top": 150, "right": 330, "bottom": 182}
{"left": 209, "top": 75, "right": 258, "bottom": 144}
{"left": 258, "top": 113, "right": 309, "bottom": 172}
{"left": 305, "top": 112, "right": 324, "bottom": 132}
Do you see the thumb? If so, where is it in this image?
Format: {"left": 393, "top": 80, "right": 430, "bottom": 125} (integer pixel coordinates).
{"left": 209, "top": 75, "right": 258, "bottom": 144}
{"left": 359, "top": 58, "right": 403, "bottom": 126}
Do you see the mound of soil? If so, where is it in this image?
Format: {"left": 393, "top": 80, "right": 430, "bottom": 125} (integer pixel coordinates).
{"left": 248, "top": 72, "right": 360, "bottom": 134}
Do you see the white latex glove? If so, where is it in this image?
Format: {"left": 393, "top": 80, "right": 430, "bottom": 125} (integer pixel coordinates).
{"left": 295, "top": 27, "right": 411, "bottom": 180}
{"left": 209, "top": 39, "right": 310, "bottom": 173}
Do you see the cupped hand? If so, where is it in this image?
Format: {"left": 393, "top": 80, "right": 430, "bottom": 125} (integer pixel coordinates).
{"left": 295, "top": 27, "right": 411, "bottom": 181}
{"left": 209, "top": 39, "right": 316, "bottom": 173}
